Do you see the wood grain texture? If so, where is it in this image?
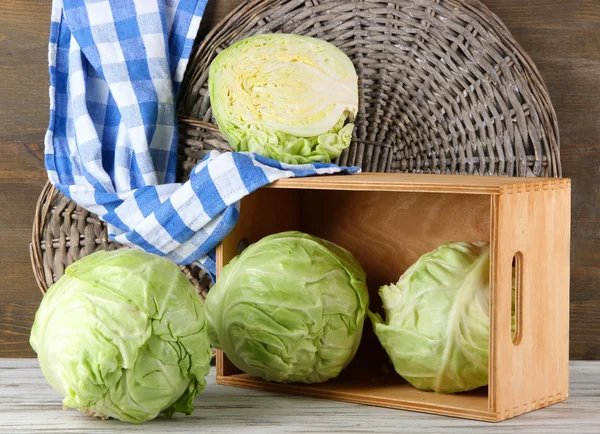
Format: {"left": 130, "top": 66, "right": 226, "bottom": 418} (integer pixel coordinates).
{"left": 490, "top": 181, "right": 571, "bottom": 419}
{"left": 216, "top": 176, "right": 570, "bottom": 421}
{"left": 1, "top": 359, "right": 599, "bottom": 432}
{"left": 218, "top": 373, "right": 493, "bottom": 422}
{"left": 481, "top": 0, "right": 600, "bottom": 362}
{"left": 268, "top": 173, "right": 570, "bottom": 194}
{"left": 0, "top": 0, "right": 51, "bottom": 358}
{"left": 0, "top": 0, "right": 599, "bottom": 359}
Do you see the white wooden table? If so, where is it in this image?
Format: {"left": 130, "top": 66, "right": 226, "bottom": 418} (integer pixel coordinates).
{"left": 1, "top": 359, "right": 598, "bottom": 433}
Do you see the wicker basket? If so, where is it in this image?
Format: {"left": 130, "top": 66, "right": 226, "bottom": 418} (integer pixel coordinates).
{"left": 31, "top": 0, "right": 561, "bottom": 296}
{"left": 180, "top": 0, "right": 560, "bottom": 177}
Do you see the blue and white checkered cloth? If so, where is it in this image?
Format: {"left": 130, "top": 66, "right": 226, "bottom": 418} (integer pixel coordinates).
{"left": 44, "top": 0, "right": 359, "bottom": 280}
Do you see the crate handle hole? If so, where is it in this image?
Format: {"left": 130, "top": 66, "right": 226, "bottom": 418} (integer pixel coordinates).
{"left": 511, "top": 252, "right": 524, "bottom": 346}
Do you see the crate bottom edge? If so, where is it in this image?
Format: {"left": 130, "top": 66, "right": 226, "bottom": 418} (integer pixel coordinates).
{"left": 216, "top": 375, "right": 500, "bottom": 422}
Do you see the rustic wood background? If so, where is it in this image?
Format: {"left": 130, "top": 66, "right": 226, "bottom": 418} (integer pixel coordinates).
{"left": 0, "top": 0, "right": 598, "bottom": 359}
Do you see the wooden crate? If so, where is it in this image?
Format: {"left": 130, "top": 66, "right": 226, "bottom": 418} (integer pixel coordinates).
{"left": 215, "top": 173, "right": 571, "bottom": 422}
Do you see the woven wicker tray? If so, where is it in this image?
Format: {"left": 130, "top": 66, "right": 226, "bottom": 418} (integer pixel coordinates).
{"left": 31, "top": 0, "right": 561, "bottom": 297}
{"left": 180, "top": 0, "right": 560, "bottom": 177}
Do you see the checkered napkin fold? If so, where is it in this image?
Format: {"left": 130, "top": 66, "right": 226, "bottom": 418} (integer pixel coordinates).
{"left": 43, "top": 0, "right": 359, "bottom": 280}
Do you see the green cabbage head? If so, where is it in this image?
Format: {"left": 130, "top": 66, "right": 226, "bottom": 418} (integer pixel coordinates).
{"left": 208, "top": 33, "right": 358, "bottom": 164}
{"left": 368, "top": 242, "right": 493, "bottom": 394}
{"left": 205, "top": 231, "right": 369, "bottom": 383}
{"left": 30, "top": 249, "right": 212, "bottom": 423}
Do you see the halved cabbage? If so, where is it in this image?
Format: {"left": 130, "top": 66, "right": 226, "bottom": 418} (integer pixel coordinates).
{"left": 208, "top": 34, "right": 358, "bottom": 164}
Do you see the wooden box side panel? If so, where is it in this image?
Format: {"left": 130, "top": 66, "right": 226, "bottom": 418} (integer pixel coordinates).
{"left": 490, "top": 183, "right": 571, "bottom": 420}
{"left": 268, "top": 173, "right": 569, "bottom": 195}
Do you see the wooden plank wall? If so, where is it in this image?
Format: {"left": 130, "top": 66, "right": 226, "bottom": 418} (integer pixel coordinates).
{"left": 0, "top": 0, "right": 598, "bottom": 358}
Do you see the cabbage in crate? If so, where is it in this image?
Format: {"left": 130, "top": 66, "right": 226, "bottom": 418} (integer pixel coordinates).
{"left": 368, "top": 242, "right": 495, "bottom": 394}
{"left": 208, "top": 34, "right": 359, "bottom": 164}
{"left": 205, "top": 231, "right": 369, "bottom": 383}
{"left": 30, "top": 249, "right": 212, "bottom": 423}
